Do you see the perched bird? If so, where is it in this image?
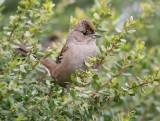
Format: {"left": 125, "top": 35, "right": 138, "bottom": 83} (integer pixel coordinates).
{"left": 16, "top": 19, "right": 101, "bottom": 87}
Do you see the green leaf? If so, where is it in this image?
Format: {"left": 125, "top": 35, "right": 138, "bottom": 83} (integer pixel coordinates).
{"left": 93, "top": 13, "right": 100, "bottom": 20}
{"left": 113, "top": 96, "right": 123, "bottom": 103}
{"left": 20, "top": 65, "right": 26, "bottom": 73}
{"left": 122, "top": 73, "right": 132, "bottom": 76}
{"left": 10, "top": 44, "right": 20, "bottom": 49}
{"left": 115, "top": 28, "right": 122, "bottom": 33}
{"left": 127, "top": 56, "right": 132, "bottom": 60}
{"left": 36, "top": 68, "right": 46, "bottom": 74}
{"left": 93, "top": 74, "right": 99, "bottom": 80}
{"left": 156, "top": 107, "right": 160, "bottom": 112}
{"left": 24, "top": 31, "right": 31, "bottom": 37}
{"left": 101, "top": 45, "right": 107, "bottom": 52}
{"left": 115, "top": 82, "right": 120, "bottom": 89}
{"left": 92, "top": 79, "right": 100, "bottom": 89}
{"left": 153, "top": 81, "right": 159, "bottom": 85}
{"left": 128, "top": 29, "right": 136, "bottom": 33}
{"left": 105, "top": 14, "right": 112, "bottom": 18}
{"left": 31, "top": 90, "right": 37, "bottom": 95}
{"left": 141, "top": 88, "right": 146, "bottom": 93}
{"left": 128, "top": 89, "right": 135, "bottom": 96}
{"left": 71, "top": 74, "right": 76, "bottom": 83}
{"left": 139, "top": 41, "right": 145, "bottom": 49}
{"left": 120, "top": 39, "right": 127, "bottom": 43}
{"left": 46, "top": 80, "right": 50, "bottom": 86}
{"left": 102, "top": 64, "right": 110, "bottom": 72}
{"left": 70, "top": 90, "right": 76, "bottom": 98}
{"left": 123, "top": 22, "right": 127, "bottom": 28}
{"left": 76, "top": 77, "right": 82, "bottom": 83}
{"left": 84, "top": 61, "right": 91, "bottom": 67}
{"left": 130, "top": 16, "right": 133, "bottom": 23}
{"left": 97, "top": 28, "right": 108, "bottom": 32}
{"left": 114, "top": 61, "right": 122, "bottom": 67}
{"left": 17, "top": 114, "right": 24, "bottom": 121}
{"left": 79, "top": 94, "right": 90, "bottom": 99}
{"left": 36, "top": 52, "right": 45, "bottom": 57}
{"left": 132, "top": 82, "right": 137, "bottom": 86}
{"left": 43, "top": 2, "right": 55, "bottom": 11}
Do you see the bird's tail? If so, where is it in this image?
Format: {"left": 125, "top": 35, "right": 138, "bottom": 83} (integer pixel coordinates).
{"left": 15, "top": 43, "right": 29, "bottom": 56}
{"left": 14, "top": 43, "right": 57, "bottom": 72}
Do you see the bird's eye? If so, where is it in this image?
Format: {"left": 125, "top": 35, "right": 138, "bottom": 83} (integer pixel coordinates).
{"left": 82, "top": 31, "right": 92, "bottom": 35}
{"left": 83, "top": 32, "right": 87, "bottom": 35}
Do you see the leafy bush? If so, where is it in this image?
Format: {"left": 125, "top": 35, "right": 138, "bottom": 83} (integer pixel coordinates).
{"left": 0, "top": 0, "right": 160, "bottom": 120}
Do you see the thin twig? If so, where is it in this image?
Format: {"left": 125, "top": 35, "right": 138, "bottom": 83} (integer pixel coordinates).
{"left": 94, "top": 42, "right": 117, "bottom": 69}
{"left": 96, "top": 78, "right": 112, "bottom": 93}
{"left": 117, "top": 81, "right": 153, "bottom": 95}
{"left": 99, "top": 80, "right": 155, "bottom": 101}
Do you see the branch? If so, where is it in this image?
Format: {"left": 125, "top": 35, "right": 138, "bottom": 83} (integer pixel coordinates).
{"left": 117, "top": 69, "right": 160, "bottom": 95}
{"left": 95, "top": 78, "right": 112, "bottom": 93}
{"left": 117, "top": 81, "right": 154, "bottom": 95}
{"left": 95, "top": 54, "right": 138, "bottom": 93}
{"left": 94, "top": 42, "right": 117, "bottom": 69}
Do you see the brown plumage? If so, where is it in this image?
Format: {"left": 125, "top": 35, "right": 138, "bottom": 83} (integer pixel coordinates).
{"left": 56, "top": 45, "right": 68, "bottom": 64}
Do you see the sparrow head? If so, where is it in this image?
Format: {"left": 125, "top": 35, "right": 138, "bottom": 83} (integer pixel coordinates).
{"left": 67, "top": 19, "right": 101, "bottom": 45}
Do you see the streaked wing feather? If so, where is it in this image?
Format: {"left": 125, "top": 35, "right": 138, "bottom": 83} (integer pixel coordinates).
{"left": 56, "top": 45, "right": 69, "bottom": 63}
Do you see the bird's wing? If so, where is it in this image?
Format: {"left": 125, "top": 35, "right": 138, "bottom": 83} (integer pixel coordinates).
{"left": 56, "top": 45, "right": 69, "bottom": 64}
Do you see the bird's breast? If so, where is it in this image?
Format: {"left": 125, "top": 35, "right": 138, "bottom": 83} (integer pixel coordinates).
{"left": 66, "top": 45, "right": 99, "bottom": 70}
{"left": 52, "top": 44, "right": 99, "bottom": 86}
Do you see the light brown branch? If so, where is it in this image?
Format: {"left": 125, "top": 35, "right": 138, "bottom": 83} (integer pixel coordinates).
{"left": 96, "top": 78, "right": 112, "bottom": 93}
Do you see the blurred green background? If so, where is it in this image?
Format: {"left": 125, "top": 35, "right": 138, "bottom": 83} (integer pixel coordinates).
{"left": 1, "top": 0, "right": 160, "bottom": 47}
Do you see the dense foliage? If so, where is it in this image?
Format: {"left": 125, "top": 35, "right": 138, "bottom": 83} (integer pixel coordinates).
{"left": 0, "top": 0, "right": 160, "bottom": 120}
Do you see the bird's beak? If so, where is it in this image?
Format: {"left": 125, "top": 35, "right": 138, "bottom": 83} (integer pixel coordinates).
{"left": 93, "top": 32, "right": 102, "bottom": 38}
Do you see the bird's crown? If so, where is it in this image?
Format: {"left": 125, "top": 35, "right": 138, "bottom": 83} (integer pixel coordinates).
{"left": 73, "top": 19, "right": 96, "bottom": 33}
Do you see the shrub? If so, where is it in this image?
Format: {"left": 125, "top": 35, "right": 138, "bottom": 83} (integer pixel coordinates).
{"left": 0, "top": 0, "right": 159, "bottom": 120}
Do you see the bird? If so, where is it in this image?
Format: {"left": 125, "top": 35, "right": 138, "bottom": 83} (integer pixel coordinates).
{"left": 15, "top": 19, "right": 101, "bottom": 87}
